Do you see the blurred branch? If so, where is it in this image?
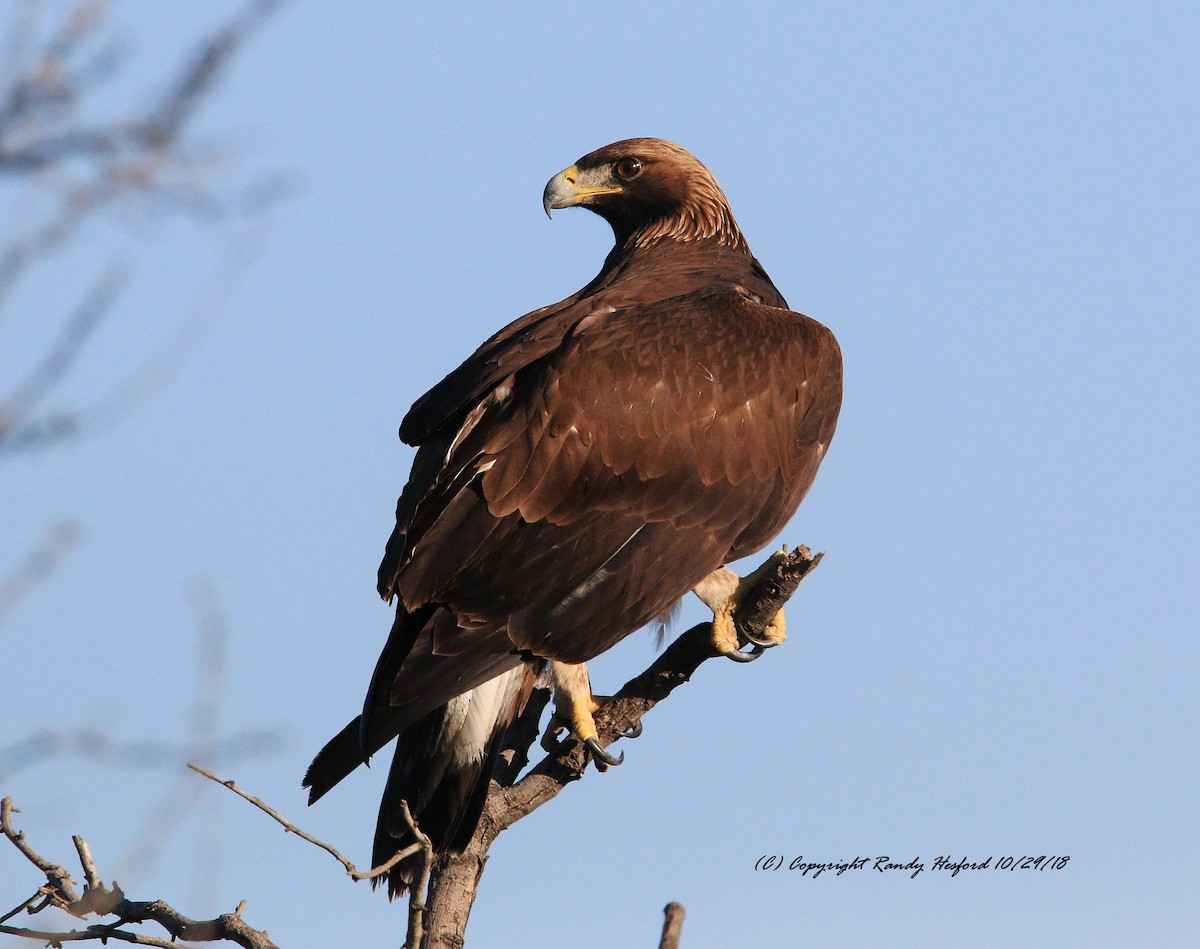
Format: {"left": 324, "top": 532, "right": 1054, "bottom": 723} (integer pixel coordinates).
{"left": 112, "top": 580, "right": 278, "bottom": 889}
{"left": 0, "top": 518, "right": 81, "bottom": 632}
{"left": 0, "top": 0, "right": 293, "bottom": 456}
{"left": 2, "top": 261, "right": 126, "bottom": 405}
{"left": 0, "top": 0, "right": 285, "bottom": 176}
{"left": 183, "top": 578, "right": 229, "bottom": 909}
{"left": 0, "top": 726, "right": 283, "bottom": 782}
{"left": 0, "top": 264, "right": 127, "bottom": 450}
{"left": 147, "top": 0, "right": 287, "bottom": 146}
{"left": 1, "top": 796, "right": 279, "bottom": 948}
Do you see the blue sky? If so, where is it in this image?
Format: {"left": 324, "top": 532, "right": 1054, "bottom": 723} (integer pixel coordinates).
{"left": 3, "top": 1, "right": 1197, "bottom": 946}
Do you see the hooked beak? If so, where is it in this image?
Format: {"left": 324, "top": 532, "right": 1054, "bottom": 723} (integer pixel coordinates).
{"left": 542, "top": 163, "right": 622, "bottom": 218}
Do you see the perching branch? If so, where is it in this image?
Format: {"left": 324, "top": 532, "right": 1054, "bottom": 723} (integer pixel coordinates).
{"left": 0, "top": 796, "right": 278, "bottom": 948}
{"left": 498, "top": 545, "right": 824, "bottom": 819}
{"left": 419, "top": 544, "right": 824, "bottom": 948}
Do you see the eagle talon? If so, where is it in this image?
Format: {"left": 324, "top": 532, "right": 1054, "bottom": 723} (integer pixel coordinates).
{"left": 744, "top": 628, "right": 782, "bottom": 648}
{"left": 695, "top": 565, "right": 788, "bottom": 659}
{"left": 621, "top": 720, "right": 643, "bottom": 739}
{"left": 724, "top": 643, "right": 764, "bottom": 663}
{"left": 584, "top": 737, "right": 624, "bottom": 770}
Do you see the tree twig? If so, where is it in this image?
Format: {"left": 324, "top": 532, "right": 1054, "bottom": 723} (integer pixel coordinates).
{"left": 1, "top": 795, "right": 278, "bottom": 948}
{"left": 73, "top": 836, "right": 101, "bottom": 891}
{"left": 186, "top": 764, "right": 431, "bottom": 887}
{"left": 1, "top": 796, "right": 78, "bottom": 906}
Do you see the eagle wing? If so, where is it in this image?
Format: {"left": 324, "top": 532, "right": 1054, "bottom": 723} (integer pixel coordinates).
{"left": 376, "top": 282, "right": 840, "bottom": 696}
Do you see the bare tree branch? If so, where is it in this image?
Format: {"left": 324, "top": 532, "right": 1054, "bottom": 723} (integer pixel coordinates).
{"left": 3, "top": 796, "right": 278, "bottom": 949}
{"left": 72, "top": 836, "right": 101, "bottom": 892}
{"left": 499, "top": 547, "right": 822, "bottom": 821}
{"left": 1, "top": 797, "right": 79, "bottom": 905}
{"left": 187, "top": 764, "right": 431, "bottom": 887}
{"left": 2, "top": 795, "right": 280, "bottom": 948}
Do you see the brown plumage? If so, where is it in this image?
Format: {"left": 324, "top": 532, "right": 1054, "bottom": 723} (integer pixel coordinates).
{"left": 303, "top": 138, "right": 842, "bottom": 897}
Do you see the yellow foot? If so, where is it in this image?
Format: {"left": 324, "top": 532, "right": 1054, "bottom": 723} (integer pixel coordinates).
{"left": 540, "top": 662, "right": 640, "bottom": 769}
{"left": 693, "top": 550, "right": 789, "bottom": 662}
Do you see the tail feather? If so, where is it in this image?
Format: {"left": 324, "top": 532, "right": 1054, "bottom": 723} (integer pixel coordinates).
{"left": 304, "top": 601, "right": 539, "bottom": 900}
{"left": 303, "top": 603, "right": 521, "bottom": 805}
{"left": 303, "top": 717, "right": 363, "bottom": 804}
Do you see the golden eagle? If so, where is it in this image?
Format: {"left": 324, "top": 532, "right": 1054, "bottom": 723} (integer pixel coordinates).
{"left": 304, "top": 138, "right": 842, "bottom": 897}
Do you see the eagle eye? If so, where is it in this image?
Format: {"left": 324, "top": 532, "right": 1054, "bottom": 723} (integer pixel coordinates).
{"left": 614, "top": 157, "right": 643, "bottom": 181}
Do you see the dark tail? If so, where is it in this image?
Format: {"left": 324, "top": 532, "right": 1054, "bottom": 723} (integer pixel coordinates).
{"left": 303, "top": 716, "right": 367, "bottom": 804}
{"left": 302, "top": 605, "right": 423, "bottom": 804}
{"left": 303, "top": 601, "right": 528, "bottom": 805}
{"left": 303, "top": 603, "right": 538, "bottom": 898}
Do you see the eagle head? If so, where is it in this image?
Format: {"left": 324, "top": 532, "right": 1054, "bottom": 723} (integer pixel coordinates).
{"left": 543, "top": 138, "right": 744, "bottom": 249}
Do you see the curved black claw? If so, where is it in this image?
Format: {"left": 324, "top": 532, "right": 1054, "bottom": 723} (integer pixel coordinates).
{"left": 621, "top": 720, "right": 643, "bottom": 740}
{"left": 724, "top": 643, "right": 765, "bottom": 663}
{"left": 744, "top": 628, "right": 783, "bottom": 648}
{"left": 584, "top": 736, "right": 624, "bottom": 771}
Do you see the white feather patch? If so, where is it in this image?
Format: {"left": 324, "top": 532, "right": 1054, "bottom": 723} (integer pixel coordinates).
{"left": 450, "top": 667, "right": 525, "bottom": 767}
